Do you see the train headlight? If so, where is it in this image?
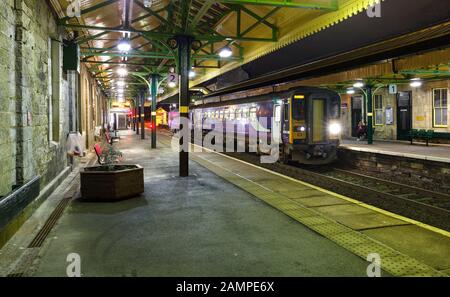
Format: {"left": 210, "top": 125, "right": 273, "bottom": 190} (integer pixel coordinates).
{"left": 329, "top": 123, "right": 342, "bottom": 135}
{"left": 296, "top": 126, "right": 306, "bottom": 132}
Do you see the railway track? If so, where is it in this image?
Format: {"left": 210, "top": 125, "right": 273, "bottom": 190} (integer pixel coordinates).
{"left": 157, "top": 130, "right": 450, "bottom": 231}
{"left": 223, "top": 152, "right": 450, "bottom": 231}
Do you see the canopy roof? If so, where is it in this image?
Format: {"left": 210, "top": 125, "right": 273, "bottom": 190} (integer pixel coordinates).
{"left": 49, "top": 0, "right": 383, "bottom": 101}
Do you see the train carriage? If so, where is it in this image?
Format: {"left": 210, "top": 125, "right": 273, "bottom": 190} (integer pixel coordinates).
{"left": 170, "top": 87, "right": 341, "bottom": 165}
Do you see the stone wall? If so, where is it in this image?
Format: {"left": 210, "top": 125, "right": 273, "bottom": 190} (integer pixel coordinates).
{"left": 0, "top": 0, "right": 18, "bottom": 196}
{"left": 0, "top": 0, "right": 81, "bottom": 197}
{"left": 338, "top": 148, "right": 450, "bottom": 194}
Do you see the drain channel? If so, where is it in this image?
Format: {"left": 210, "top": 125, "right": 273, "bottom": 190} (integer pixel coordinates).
{"left": 27, "top": 197, "right": 72, "bottom": 248}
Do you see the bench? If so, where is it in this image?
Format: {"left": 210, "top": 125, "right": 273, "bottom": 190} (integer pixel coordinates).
{"left": 94, "top": 143, "right": 106, "bottom": 165}
{"left": 410, "top": 129, "right": 434, "bottom": 146}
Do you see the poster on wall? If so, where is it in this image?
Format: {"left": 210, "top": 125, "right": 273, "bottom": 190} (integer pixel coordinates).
{"left": 386, "top": 106, "right": 394, "bottom": 125}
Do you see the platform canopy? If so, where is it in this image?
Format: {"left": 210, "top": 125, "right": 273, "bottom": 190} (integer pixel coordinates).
{"left": 49, "top": 0, "right": 383, "bottom": 102}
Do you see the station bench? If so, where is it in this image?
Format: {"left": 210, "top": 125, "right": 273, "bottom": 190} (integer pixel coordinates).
{"left": 94, "top": 144, "right": 106, "bottom": 165}
{"left": 409, "top": 129, "right": 435, "bottom": 146}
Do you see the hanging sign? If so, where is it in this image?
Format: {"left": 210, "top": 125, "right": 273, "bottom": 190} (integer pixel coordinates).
{"left": 388, "top": 84, "right": 397, "bottom": 94}
{"left": 167, "top": 73, "right": 178, "bottom": 85}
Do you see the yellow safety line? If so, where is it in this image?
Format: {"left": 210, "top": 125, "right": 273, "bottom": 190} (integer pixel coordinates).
{"left": 192, "top": 143, "right": 450, "bottom": 238}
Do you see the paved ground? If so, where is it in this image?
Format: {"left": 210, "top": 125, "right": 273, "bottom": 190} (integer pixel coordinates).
{"left": 341, "top": 139, "right": 450, "bottom": 163}
{"left": 27, "top": 131, "right": 374, "bottom": 277}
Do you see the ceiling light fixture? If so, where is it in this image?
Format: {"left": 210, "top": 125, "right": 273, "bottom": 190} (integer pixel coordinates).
{"left": 353, "top": 81, "right": 364, "bottom": 88}
{"left": 117, "top": 67, "right": 128, "bottom": 76}
{"left": 117, "top": 39, "right": 131, "bottom": 52}
{"left": 219, "top": 46, "right": 233, "bottom": 58}
{"left": 410, "top": 78, "right": 422, "bottom": 88}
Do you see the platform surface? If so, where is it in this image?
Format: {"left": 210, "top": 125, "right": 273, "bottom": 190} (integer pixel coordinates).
{"left": 1, "top": 130, "right": 449, "bottom": 277}
{"left": 341, "top": 139, "right": 450, "bottom": 163}
{"left": 0, "top": 131, "right": 371, "bottom": 277}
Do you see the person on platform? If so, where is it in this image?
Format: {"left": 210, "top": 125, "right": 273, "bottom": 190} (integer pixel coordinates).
{"left": 356, "top": 120, "right": 367, "bottom": 141}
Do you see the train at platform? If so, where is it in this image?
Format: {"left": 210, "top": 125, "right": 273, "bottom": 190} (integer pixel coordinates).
{"left": 168, "top": 87, "right": 342, "bottom": 165}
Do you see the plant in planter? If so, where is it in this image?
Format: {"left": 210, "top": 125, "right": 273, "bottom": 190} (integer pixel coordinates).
{"left": 80, "top": 140, "right": 144, "bottom": 202}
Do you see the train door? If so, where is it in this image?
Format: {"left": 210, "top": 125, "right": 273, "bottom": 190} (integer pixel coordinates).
{"left": 272, "top": 104, "right": 282, "bottom": 143}
{"left": 312, "top": 99, "right": 326, "bottom": 143}
{"left": 351, "top": 96, "right": 363, "bottom": 137}
{"left": 397, "top": 91, "right": 412, "bottom": 141}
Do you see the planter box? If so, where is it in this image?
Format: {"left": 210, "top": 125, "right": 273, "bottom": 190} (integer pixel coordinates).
{"left": 80, "top": 165, "right": 144, "bottom": 201}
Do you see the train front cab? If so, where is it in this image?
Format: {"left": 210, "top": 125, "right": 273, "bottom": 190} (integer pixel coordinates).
{"left": 282, "top": 90, "right": 341, "bottom": 164}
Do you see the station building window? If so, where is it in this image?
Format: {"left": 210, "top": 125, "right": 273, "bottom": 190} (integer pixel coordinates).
{"left": 374, "top": 95, "right": 383, "bottom": 126}
{"left": 433, "top": 89, "right": 448, "bottom": 127}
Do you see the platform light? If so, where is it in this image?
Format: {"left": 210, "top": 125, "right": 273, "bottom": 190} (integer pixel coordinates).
{"left": 189, "top": 70, "right": 196, "bottom": 78}
{"left": 219, "top": 46, "right": 233, "bottom": 58}
{"left": 410, "top": 78, "right": 423, "bottom": 88}
{"left": 168, "top": 81, "right": 177, "bottom": 88}
{"left": 117, "top": 67, "right": 128, "bottom": 76}
{"left": 353, "top": 81, "right": 364, "bottom": 88}
{"left": 117, "top": 39, "right": 131, "bottom": 52}
{"left": 347, "top": 88, "right": 356, "bottom": 95}
{"left": 117, "top": 81, "right": 126, "bottom": 87}
{"left": 329, "top": 123, "right": 342, "bottom": 135}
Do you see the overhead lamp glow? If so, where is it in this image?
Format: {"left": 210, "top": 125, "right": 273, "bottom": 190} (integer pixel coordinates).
{"left": 410, "top": 78, "right": 422, "bottom": 88}
{"left": 353, "top": 81, "right": 364, "bottom": 88}
{"left": 347, "top": 88, "right": 356, "bottom": 95}
{"left": 219, "top": 46, "right": 233, "bottom": 58}
{"left": 117, "top": 67, "right": 128, "bottom": 76}
{"left": 117, "top": 81, "right": 126, "bottom": 87}
{"left": 117, "top": 39, "right": 131, "bottom": 52}
{"left": 189, "top": 70, "right": 196, "bottom": 78}
{"left": 168, "top": 81, "right": 177, "bottom": 88}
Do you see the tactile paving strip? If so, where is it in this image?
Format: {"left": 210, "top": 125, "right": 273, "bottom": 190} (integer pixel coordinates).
{"left": 192, "top": 153, "right": 446, "bottom": 277}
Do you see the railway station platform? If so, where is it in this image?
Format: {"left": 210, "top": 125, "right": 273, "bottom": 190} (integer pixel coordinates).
{"left": 341, "top": 140, "right": 450, "bottom": 163}
{"left": 338, "top": 140, "right": 450, "bottom": 194}
{"left": 0, "top": 130, "right": 449, "bottom": 277}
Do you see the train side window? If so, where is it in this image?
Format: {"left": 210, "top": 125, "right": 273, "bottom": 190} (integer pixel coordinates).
{"left": 284, "top": 104, "right": 289, "bottom": 121}
{"left": 230, "top": 110, "right": 235, "bottom": 120}
{"left": 215, "top": 111, "right": 219, "bottom": 118}
{"left": 243, "top": 108, "right": 249, "bottom": 118}
{"left": 224, "top": 110, "right": 230, "bottom": 119}
{"left": 275, "top": 105, "right": 281, "bottom": 122}
{"left": 250, "top": 107, "right": 257, "bottom": 120}
{"left": 236, "top": 109, "right": 241, "bottom": 119}
{"left": 219, "top": 110, "right": 224, "bottom": 119}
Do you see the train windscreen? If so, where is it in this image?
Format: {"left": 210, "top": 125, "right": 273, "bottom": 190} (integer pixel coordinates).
{"left": 292, "top": 95, "right": 306, "bottom": 120}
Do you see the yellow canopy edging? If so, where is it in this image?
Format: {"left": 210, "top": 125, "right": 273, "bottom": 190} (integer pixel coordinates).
{"left": 191, "top": 0, "right": 384, "bottom": 88}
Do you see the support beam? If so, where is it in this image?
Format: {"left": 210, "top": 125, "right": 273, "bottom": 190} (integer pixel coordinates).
{"left": 61, "top": 24, "right": 277, "bottom": 42}
{"left": 150, "top": 74, "right": 159, "bottom": 149}
{"left": 177, "top": 35, "right": 193, "bottom": 177}
{"left": 136, "top": 104, "right": 140, "bottom": 135}
{"left": 189, "top": 0, "right": 214, "bottom": 32}
{"left": 218, "top": 0, "right": 338, "bottom": 10}
{"left": 366, "top": 86, "right": 373, "bottom": 145}
{"left": 140, "top": 89, "right": 146, "bottom": 140}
